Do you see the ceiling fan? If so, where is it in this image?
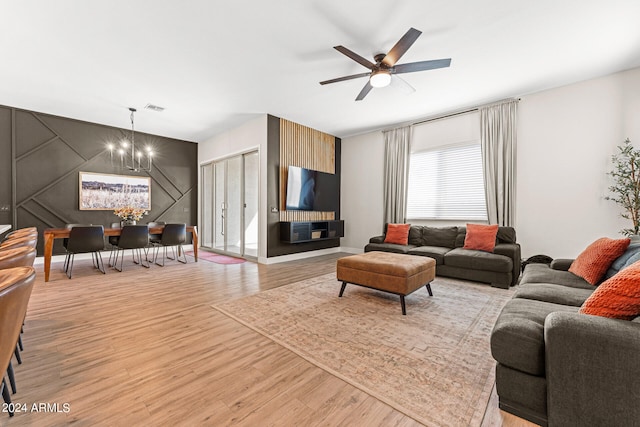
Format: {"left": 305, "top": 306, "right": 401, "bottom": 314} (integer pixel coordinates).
{"left": 320, "top": 27, "right": 451, "bottom": 101}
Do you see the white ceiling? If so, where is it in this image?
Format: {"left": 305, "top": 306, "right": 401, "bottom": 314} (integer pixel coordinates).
{"left": 2, "top": 0, "right": 640, "bottom": 142}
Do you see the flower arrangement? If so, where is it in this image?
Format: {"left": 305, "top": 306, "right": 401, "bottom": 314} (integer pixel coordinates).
{"left": 114, "top": 206, "right": 147, "bottom": 222}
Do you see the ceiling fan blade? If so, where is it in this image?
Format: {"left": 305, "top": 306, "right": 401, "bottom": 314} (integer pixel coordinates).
{"left": 381, "top": 27, "right": 422, "bottom": 67}
{"left": 355, "top": 81, "right": 373, "bottom": 101}
{"left": 319, "top": 72, "right": 371, "bottom": 85}
{"left": 391, "top": 75, "right": 416, "bottom": 94}
{"left": 334, "top": 46, "right": 375, "bottom": 70}
{"left": 393, "top": 58, "right": 451, "bottom": 74}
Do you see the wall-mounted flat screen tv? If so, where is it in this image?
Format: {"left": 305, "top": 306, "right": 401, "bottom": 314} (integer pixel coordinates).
{"left": 285, "top": 165, "right": 338, "bottom": 211}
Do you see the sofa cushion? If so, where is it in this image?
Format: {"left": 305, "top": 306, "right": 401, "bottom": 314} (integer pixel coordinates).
{"left": 407, "top": 246, "right": 450, "bottom": 265}
{"left": 384, "top": 223, "right": 411, "bottom": 245}
{"left": 408, "top": 226, "right": 424, "bottom": 246}
{"left": 422, "top": 226, "right": 457, "bottom": 248}
{"left": 514, "top": 283, "right": 593, "bottom": 307}
{"left": 604, "top": 242, "right": 640, "bottom": 279}
{"left": 580, "top": 259, "right": 640, "bottom": 320}
{"left": 455, "top": 226, "right": 517, "bottom": 247}
{"left": 444, "top": 247, "right": 512, "bottom": 273}
{"left": 521, "top": 264, "right": 593, "bottom": 290}
{"left": 568, "top": 237, "right": 631, "bottom": 285}
{"left": 491, "top": 298, "right": 579, "bottom": 376}
{"left": 364, "top": 242, "right": 415, "bottom": 254}
{"left": 497, "top": 227, "right": 517, "bottom": 244}
{"left": 464, "top": 223, "right": 499, "bottom": 252}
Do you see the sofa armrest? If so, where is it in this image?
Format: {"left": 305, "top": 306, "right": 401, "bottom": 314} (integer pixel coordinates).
{"left": 369, "top": 235, "right": 385, "bottom": 244}
{"left": 493, "top": 243, "right": 521, "bottom": 286}
{"left": 550, "top": 258, "right": 574, "bottom": 271}
{"left": 545, "top": 312, "right": 640, "bottom": 426}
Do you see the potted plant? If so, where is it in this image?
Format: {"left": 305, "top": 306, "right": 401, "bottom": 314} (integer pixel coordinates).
{"left": 606, "top": 138, "right": 640, "bottom": 236}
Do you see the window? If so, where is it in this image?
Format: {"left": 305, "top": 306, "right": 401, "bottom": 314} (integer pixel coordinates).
{"left": 406, "top": 143, "right": 487, "bottom": 220}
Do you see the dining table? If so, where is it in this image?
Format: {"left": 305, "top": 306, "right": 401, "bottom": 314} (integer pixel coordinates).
{"left": 42, "top": 225, "right": 198, "bottom": 282}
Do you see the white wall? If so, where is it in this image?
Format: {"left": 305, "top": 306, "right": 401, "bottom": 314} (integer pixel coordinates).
{"left": 517, "top": 67, "right": 640, "bottom": 258}
{"left": 340, "top": 131, "right": 385, "bottom": 252}
{"left": 197, "top": 114, "right": 268, "bottom": 259}
{"left": 341, "top": 66, "right": 640, "bottom": 258}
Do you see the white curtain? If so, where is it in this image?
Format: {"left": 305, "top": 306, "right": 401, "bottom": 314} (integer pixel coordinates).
{"left": 383, "top": 126, "right": 411, "bottom": 225}
{"left": 480, "top": 99, "right": 518, "bottom": 226}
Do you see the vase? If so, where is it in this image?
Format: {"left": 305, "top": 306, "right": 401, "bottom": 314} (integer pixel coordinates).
{"left": 122, "top": 219, "right": 137, "bottom": 226}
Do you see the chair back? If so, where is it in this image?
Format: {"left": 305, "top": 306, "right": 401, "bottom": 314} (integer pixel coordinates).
{"left": 5, "top": 227, "right": 37, "bottom": 239}
{"left": 0, "top": 235, "right": 37, "bottom": 250}
{"left": 161, "top": 223, "right": 186, "bottom": 245}
{"left": 117, "top": 225, "right": 149, "bottom": 249}
{"left": 63, "top": 224, "right": 91, "bottom": 248}
{"left": 67, "top": 226, "right": 105, "bottom": 253}
{"left": 0, "top": 267, "right": 36, "bottom": 374}
{"left": 0, "top": 247, "right": 36, "bottom": 269}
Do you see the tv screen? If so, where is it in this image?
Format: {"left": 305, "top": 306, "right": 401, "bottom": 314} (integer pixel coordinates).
{"left": 285, "top": 165, "right": 337, "bottom": 211}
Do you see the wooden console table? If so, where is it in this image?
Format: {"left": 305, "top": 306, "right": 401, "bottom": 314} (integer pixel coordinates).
{"left": 43, "top": 225, "right": 198, "bottom": 282}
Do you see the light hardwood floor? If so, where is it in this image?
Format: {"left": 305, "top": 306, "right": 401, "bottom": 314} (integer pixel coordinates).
{"left": 7, "top": 252, "right": 535, "bottom": 426}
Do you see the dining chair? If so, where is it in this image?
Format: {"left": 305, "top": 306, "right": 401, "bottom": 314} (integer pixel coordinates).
{"left": 0, "top": 266, "right": 36, "bottom": 417}
{"left": 113, "top": 225, "right": 150, "bottom": 271}
{"left": 152, "top": 223, "right": 187, "bottom": 266}
{"left": 64, "top": 226, "right": 106, "bottom": 279}
{"left": 0, "top": 247, "right": 36, "bottom": 271}
{"left": 0, "top": 247, "right": 35, "bottom": 395}
{"left": 3, "top": 227, "right": 37, "bottom": 240}
{"left": 0, "top": 235, "right": 37, "bottom": 250}
{"left": 107, "top": 222, "right": 122, "bottom": 267}
{"left": 147, "top": 221, "right": 166, "bottom": 244}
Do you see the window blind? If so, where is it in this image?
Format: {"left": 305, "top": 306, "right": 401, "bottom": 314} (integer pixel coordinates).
{"left": 406, "top": 143, "right": 487, "bottom": 220}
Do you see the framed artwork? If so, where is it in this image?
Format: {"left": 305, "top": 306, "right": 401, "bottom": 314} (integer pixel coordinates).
{"left": 79, "top": 172, "right": 151, "bottom": 210}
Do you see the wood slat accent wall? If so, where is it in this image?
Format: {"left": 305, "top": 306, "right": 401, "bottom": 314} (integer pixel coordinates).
{"left": 279, "top": 119, "right": 335, "bottom": 222}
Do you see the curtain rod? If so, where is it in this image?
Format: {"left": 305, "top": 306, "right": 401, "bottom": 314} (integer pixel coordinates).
{"left": 381, "top": 97, "right": 521, "bottom": 133}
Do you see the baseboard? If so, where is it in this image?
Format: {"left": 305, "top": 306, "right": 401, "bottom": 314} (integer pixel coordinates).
{"left": 339, "top": 246, "right": 363, "bottom": 254}
{"left": 259, "top": 247, "right": 343, "bottom": 264}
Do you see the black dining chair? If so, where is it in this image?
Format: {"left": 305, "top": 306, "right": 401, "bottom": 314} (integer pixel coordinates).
{"left": 64, "top": 226, "right": 106, "bottom": 279}
{"left": 147, "top": 221, "right": 166, "bottom": 244}
{"left": 107, "top": 222, "right": 122, "bottom": 267}
{"left": 152, "top": 223, "right": 187, "bottom": 266}
{"left": 0, "top": 266, "right": 36, "bottom": 417}
{"left": 113, "top": 225, "right": 150, "bottom": 271}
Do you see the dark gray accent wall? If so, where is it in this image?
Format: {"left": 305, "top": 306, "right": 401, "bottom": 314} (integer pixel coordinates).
{"left": 266, "top": 114, "right": 342, "bottom": 257}
{"left": 0, "top": 105, "right": 198, "bottom": 255}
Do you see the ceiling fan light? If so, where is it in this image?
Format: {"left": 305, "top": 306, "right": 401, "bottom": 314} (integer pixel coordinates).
{"left": 370, "top": 70, "right": 391, "bottom": 88}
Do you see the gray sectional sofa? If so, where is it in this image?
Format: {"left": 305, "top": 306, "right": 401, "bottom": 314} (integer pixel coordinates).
{"left": 490, "top": 258, "right": 640, "bottom": 426}
{"left": 364, "top": 225, "right": 521, "bottom": 288}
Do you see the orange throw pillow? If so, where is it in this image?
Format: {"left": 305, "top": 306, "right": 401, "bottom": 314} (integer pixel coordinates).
{"left": 384, "top": 223, "right": 411, "bottom": 245}
{"left": 569, "top": 237, "right": 631, "bottom": 285}
{"left": 463, "top": 224, "right": 499, "bottom": 252}
{"left": 580, "top": 259, "right": 640, "bottom": 320}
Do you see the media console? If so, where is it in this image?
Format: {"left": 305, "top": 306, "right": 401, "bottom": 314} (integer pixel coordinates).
{"left": 280, "top": 220, "right": 344, "bottom": 243}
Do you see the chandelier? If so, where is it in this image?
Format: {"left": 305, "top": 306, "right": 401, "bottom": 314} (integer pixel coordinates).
{"left": 107, "top": 107, "right": 154, "bottom": 172}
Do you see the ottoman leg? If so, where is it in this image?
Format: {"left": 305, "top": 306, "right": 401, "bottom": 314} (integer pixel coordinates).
{"left": 400, "top": 295, "right": 407, "bottom": 315}
{"left": 339, "top": 281, "right": 347, "bottom": 297}
{"left": 426, "top": 283, "right": 433, "bottom": 296}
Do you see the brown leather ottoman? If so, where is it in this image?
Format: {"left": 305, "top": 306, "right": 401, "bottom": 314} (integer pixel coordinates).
{"left": 336, "top": 251, "right": 436, "bottom": 315}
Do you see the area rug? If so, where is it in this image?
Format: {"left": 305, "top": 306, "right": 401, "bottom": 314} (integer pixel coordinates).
{"left": 186, "top": 250, "right": 246, "bottom": 264}
{"left": 212, "top": 273, "right": 512, "bottom": 426}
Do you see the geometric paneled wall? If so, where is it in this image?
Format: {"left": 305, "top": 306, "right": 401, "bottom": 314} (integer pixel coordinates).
{"left": 0, "top": 105, "right": 198, "bottom": 255}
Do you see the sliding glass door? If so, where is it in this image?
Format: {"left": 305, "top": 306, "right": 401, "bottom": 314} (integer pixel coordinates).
{"left": 201, "top": 150, "right": 258, "bottom": 259}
